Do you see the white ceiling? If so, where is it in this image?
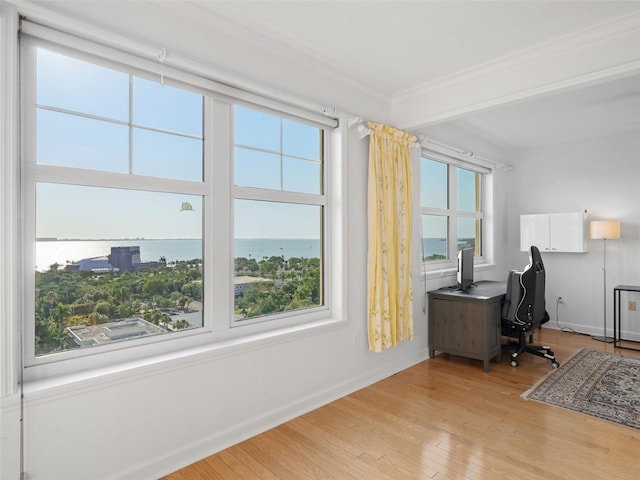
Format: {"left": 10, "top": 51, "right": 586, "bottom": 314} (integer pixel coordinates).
{"left": 30, "top": 0, "right": 640, "bottom": 153}
{"left": 194, "top": 0, "right": 638, "bottom": 96}
{"left": 191, "top": 0, "right": 640, "bottom": 152}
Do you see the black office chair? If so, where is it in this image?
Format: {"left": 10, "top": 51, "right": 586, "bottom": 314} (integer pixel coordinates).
{"left": 501, "top": 245, "right": 560, "bottom": 368}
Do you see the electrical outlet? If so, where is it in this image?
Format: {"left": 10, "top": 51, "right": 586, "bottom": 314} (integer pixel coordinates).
{"left": 629, "top": 301, "right": 637, "bottom": 311}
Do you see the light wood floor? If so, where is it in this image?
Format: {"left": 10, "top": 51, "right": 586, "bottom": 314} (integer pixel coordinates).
{"left": 162, "top": 329, "right": 640, "bottom": 480}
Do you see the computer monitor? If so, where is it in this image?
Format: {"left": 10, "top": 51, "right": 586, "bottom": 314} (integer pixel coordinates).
{"left": 456, "top": 248, "right": 474, "bottom": 292}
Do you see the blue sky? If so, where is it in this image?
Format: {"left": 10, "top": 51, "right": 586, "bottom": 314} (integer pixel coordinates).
{"left": 35, "top": 47, "right": 474, "bottom": 244}
{"left": 421, "top": 157, "right": 479, "bottom": 239}
{"left": 35, "top": 48, "right": 321, "bottom": 241}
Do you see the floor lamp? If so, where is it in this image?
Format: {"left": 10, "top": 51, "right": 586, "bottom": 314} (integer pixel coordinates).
{"left": 590, "top": 220, "right": 620, "bottom": 343}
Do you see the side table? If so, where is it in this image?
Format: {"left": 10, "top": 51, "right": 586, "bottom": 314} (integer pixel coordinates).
{"left": 613, "top": 285, "right": 640, "bottom": 352}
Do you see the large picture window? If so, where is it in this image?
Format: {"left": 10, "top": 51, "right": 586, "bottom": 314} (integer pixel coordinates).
{"left": 20, "top": 32, "right": 334, "bottom": 374}
{"left": 420, "top": 156, "right": 485, "bottom": 268}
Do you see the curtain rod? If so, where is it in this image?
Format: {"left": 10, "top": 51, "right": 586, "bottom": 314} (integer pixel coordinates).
{"left": 15, "top": 2, "right": 339, "bottom": 127}
{"left": 348, "top": 116, "right": 511, "bottom": 171}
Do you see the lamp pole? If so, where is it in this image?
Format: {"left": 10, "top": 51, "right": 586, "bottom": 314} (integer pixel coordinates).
{"left": 593, "top": 237, "right": 614, "bottom": 343}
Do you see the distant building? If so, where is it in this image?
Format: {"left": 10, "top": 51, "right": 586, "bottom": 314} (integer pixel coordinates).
{"left": 64, "top": 256, "right": 116, "bottom": 273}
{"left": 67, "top": 318, "right": 166, "bottom": 347}
{"left": 234, "top": 275, "right": 271, "bottom": 296}
{"left": 108, "top": 246, "right": 141, "bottom": 271}
{"left": 66, "top": 246, "right": 166, "bottom": 273}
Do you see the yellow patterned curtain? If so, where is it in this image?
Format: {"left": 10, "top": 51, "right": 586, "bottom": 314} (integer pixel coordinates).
{"left": 367, "top": 122, "right": 416, "bottom": 352}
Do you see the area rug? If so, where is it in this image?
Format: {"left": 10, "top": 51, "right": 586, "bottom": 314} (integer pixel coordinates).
{"left": 522, "top": 348, "right": 640, "bottom": 430}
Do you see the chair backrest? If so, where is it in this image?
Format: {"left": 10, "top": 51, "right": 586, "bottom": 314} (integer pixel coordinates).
{"left": 502, "top": 245, "right": 546, "bottom": 327}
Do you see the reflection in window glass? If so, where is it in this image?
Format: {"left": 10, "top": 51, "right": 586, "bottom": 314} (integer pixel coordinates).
{"left": 37, "top": 109, "right": 128, "bottom": 172}
{"left": 458, "top": 217, "right": 481, "bottom": 255}
{"left": 457, "top": 167, "right": 480, "bottom": 212}
{"left": 421, "top": 158, "right": 447, "bottom": 209}
{"left": 234, "top": 199, "right": 323, "bottom": 320}
{"left": 133, "top": 128, "right": 203, "bottom": 181}
{"left": 34, "top": 183, "right": 203, "bottom": 357}
{"left": 37, "top": 48, "right": 129, "bottom": 121}
{"left": 421, "top": 214, "right": 448, "bottom": 261}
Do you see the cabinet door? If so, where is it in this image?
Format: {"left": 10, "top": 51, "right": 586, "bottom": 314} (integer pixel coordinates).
{"left": 520, "top": 214, "right": 550, "bottom": 252}
{"left": 431, "top": 298, "right": 482, "bottom": 357}
{"left": 549, "top": 212, "right": 587, "bottom": 252}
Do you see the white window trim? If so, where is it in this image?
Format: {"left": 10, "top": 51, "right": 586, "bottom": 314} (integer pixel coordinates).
{"left": 13, "top": 17, "right": 346, "bottom": 384}
{"left": 420, "top": 148, "right": 493, "bottom": 276}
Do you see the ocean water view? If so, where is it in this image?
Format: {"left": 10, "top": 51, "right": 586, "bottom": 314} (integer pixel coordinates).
{"left": 421, "top": 237, "right": 476, "bottom": 259}
{"left": 36, "top": 237, "right": 466, "bottom": 270}
{"left": 35, "top": 238, "right": 321, "bottom": 271}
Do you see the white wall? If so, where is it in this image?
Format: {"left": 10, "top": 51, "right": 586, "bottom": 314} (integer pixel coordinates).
{"left": 505, "top": 130, "right": 640, "bottom": 339}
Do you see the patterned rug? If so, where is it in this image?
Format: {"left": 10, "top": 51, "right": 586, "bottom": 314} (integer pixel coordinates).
{"left": 522, "top": 348, "right": 640, "bottom": 430}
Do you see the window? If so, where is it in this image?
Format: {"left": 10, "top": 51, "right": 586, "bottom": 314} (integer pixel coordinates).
{"left": 233, "top": 106, "right": 325, "bottom": 322}
{"left": 20, "top": 31, "right": 335, "bottom": 374}
{"left": 25, "top": 45, "right": 206, "bottom": 361}
{"left": 420, "top": 155, "right": 485, "bottom": 268}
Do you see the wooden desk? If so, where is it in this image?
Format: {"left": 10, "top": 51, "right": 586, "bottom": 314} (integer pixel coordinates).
{"left": 428, "top": 281, "right": 506, "bottom": 372}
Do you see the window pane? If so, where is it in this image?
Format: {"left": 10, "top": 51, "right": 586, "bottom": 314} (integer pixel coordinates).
{"left": 34, "top": 183, "right": 203, "bottom": 357}
{"left": 234, "top": 106, "right": 323, "bottom": 193}
{"left": 133, "top": 77, "right": 203, "bottom": 136}
{"left": 457, "top": 167, "right": 480, "bottom": 212}
{"left": 421, "top": 158, "right": 448, "bottom": 209}
{"left": 234, "top": 147, "right": 281, "bottom": 189}
{"left": 458, "top": 217, "right": 481, "bottom": 255}
{"left": 421, "top": 214, "right": 448, "bottom": 261}
{"left": 234, "top": 106, "right": 280, "bottom": 151}
{"left": 283, "top": 157, "right": 321, "bottom": 194}
{"left": 37, "top": 109, "right": 129, "bottom": 172}
{"left": 234, "top": 199, "right": 322, "bottom": 320}
{"left": 133, "top": 128, "right": 203, "bottom": 181}
{"left": 37, "top": 48, "right": 128, "bottom": 121}
{"left": 283, "top": 119, "right": 321, "bottom": 160}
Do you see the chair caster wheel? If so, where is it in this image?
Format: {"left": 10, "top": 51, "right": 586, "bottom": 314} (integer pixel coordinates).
{"left": 510, "top": 360, "right": 519, "bottom": 367}
{"left": 548, "top": 350, "right": 555, "bottom": 356}
{"left": 552, "top": 361, "right": 560, "bottom": 369}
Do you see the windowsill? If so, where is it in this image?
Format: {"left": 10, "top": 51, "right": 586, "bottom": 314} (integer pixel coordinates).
{"left": 422, "top": 262, "right": 496, "bottom": 281}
{"left": 22, "top": 316, "right": 348, "bottom": 400}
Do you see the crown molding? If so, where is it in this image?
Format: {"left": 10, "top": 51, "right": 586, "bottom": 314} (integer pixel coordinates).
{"left": 156, "top": 1, "right": 391, "bottom": 107}
{"left": 393, "top": 10, "right": 640, "bottom": 129}
{"left": 395, "top": 11, "right": 640, "bottom": 103}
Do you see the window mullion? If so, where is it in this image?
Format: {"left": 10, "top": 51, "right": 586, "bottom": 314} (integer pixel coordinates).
{"left": 449, "top": 164, "right": 458, "bottom": 259}
{"left": 128, "top": 74, "right": 133, "bottom": 175}
{"left": 209, "top": 99, "right": 232, "bottom": 333}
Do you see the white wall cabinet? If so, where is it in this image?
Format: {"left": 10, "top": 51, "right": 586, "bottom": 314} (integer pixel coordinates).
{"left": 520, "top": 212, "right": 588, "bottom": 253}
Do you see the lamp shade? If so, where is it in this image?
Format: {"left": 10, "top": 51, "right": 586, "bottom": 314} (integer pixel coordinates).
{"left": 590, "top": 220, "right": 621, "bottom": 240}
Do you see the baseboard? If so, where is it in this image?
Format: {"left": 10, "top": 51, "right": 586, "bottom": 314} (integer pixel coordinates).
{"left": 544, "top": 323, "right": 640, "bottom": 342}
{"left": 106, "top": 348, "right": 429, "bottom": 480}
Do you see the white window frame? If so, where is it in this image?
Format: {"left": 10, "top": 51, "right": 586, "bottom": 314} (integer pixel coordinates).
{"left": 420, "top": 149, "right": 490, "bottom": 274}
{"left": 231, "top": 103, "right": 330, "bottom": 327}
{"left": 16, "top": 22, "right": 343, "bottom": 383}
